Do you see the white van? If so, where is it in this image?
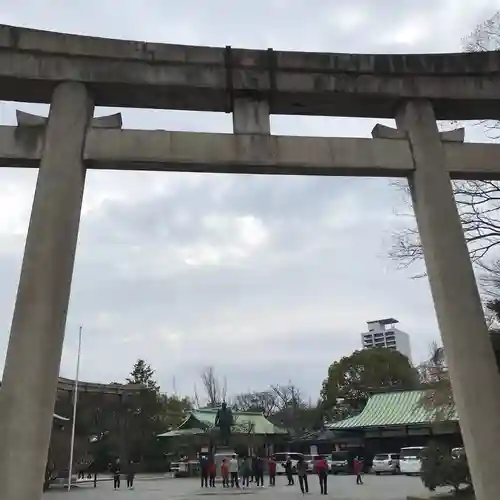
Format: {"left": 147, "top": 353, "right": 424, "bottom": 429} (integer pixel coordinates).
{"left": 399, "top": 446, "right": 425, "bottom": 475}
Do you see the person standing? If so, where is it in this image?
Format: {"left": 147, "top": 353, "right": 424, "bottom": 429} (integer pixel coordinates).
{"left": 87, "top": 460, "right": 98, "bottom": 488}
{"left": 200, "top": 454, "right": 209, "bottom": 488}
{"left": 241, "top": 456, "right": 251, "bottom": 488}
{"left": 315, "top": 455, "right": 328, "bottom": 495}
{"left": 353, "top": 456, "right": 363, "bottom": 485}
{"left": 221, "top": 458, "right": 229, "bottom": 488}
{"left": 297, "top": 456, "right": 309, "bottom": 494}
{"left": 126, "top": 460, "right": 136, "bottom": 490}
{"left": 268, "top": 457, "right": 276, "bottom": 486}
{"left": 285, "top": 455, "right": 295, "bottom": 486}
{"left": 229, "top": 454, "right": 240, "bottom": 488}
{"left": 209, "top": 458, "right": 217, "bottom": 488}
{"left": 255, "top": 457, "right": 264, "bottom": 486}
{"left": 112, "top": 458, "right": 121, "bottom": 490}
{"left": 251, "top": 455, "right": 257, "bottom": 483}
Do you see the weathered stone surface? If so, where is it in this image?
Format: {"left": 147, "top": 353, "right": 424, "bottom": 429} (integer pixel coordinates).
{"left": 0, "top": 82, "right": 94, "bottom": 500}
{"left": 397, "top": 100, "right": 500, "bottom": 500}
{"left": 372, "top": 125, "right": 465, "bottom": 143}
{"left": 440, "top": 128, "right": 465, "bottom": 142}
{"left": 1, "top": 125, "right": 500, "bottom": 180}
{"left": 371, "top": 124, "right": 406, "bottom": 139}
{"left": 16, "top": 110, "right": 122, "bottom": 128}
{"left": 1, "top": 24, "right": 500, "bottom": 118}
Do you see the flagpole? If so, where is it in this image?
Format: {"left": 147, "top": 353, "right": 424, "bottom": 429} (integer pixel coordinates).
{"left": 67, "top": 326, "right": 82, "bottom": 492}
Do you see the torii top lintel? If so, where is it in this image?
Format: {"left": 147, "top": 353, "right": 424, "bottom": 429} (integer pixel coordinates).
{"left": 1, "top": 24, "right": 500, "bottom": 120}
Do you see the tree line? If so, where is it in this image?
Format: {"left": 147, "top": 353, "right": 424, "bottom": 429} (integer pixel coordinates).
{"left": 51, "top": 345, "right": 426, "bottom": 475}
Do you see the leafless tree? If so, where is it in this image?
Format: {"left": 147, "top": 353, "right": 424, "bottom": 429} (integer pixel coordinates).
{"left": 271, "top": 383, "right": 303, "bottom": 409}
{"left": 233, "top": 420, "right": 256, "bottom": 435}
{"left": 232, "top": 391, "right": 279, "bottom": 417}
{"left": 417, "top": 341, "right": 447, "bottom": 385}
{"left": 192, "top": 384, "right": 201, "bottom": 409}
{"left": 200, "top": 366, "right": 226, "bottom": 407}
{"left": 389, "top": 12, "right": 500, "bottom": 274}
{"left": 418, "top": 342, "right": 455, "bottom": 422}
{"left": 270, "top": 383, "right": 309, "bottom": 433}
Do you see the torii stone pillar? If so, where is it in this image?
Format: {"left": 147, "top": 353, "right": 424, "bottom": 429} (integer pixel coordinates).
{"left": 232, "top": 98, "right": 270, "bottom": 135}
{"left": 396, "top": 100, "right": 500, "bottom": 500}
{"left": 0, "top": 82, "right": 94, "bottom": 500}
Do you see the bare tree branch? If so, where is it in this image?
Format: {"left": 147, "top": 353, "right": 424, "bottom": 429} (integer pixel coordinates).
{"left": 200, "top": 366, "right": 224, "bottom": 408}
{"left": 232, "top": 391, "right": 279, "bottom": 417}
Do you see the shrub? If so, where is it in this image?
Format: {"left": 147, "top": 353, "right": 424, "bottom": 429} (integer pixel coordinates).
{"left": 420, "top": 443, "right": 472, "bottom": 493}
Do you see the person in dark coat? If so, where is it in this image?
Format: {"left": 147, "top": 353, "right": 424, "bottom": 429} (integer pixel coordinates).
{"left": 285, "top": 456, "right": 294, "bottom": 485}
{"left": 126, "top": 460, "right": 136, "bottom": 489}
{"left": 254, "top": 457, "right": 264, "bottom": 486}
{"left": 112, "top": 458, "right": 121, "bottom": 490}
{"left": 209, "top": 458, "right": 217, "bottom": 488}
{"left": 297, "top": 456, "right": 309, "bottom": 494}
{"left": 250, "top": 455, "right": 257, "bottom": 483}
{"left": 241, "top": 457, "right": 252, "bottom": 488}
{"left": 199, "top": 454, "right": 209, "bottom": 488}
{"left": 87, "top": 460, "right": 98, "bottom": 488}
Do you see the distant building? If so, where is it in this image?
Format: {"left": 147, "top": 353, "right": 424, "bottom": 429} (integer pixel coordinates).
{"left": 360, "top": 318, "right": 412, "bottom": 361}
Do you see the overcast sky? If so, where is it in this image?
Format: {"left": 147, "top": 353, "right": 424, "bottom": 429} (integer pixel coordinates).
{"left": 0, "top": 0, "right": 499, "bottom": 403}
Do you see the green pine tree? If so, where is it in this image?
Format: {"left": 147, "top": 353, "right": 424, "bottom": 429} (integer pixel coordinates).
{"left": 127, "top": 359, "right": 159, "bottom": 393}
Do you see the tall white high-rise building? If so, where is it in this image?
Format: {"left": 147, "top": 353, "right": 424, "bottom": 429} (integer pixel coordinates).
{"left": 360, "top": 318, "right": 412, "bottom": 361}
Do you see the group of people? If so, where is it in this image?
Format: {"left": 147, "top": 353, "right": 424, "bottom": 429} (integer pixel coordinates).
{"left": 290, "top": 455, "right": 329, "bottom": 495}
{"left": 199, "top": 453, "right": 364, "bottom": 494}
{"left": 200, "top": 454, "right": 275, "bottom": 489}
{"left": 294, "top": 455, "right": 364, "bottom": 495}
{"left": 110, "top": 458, "right": 136, "bottom": 490}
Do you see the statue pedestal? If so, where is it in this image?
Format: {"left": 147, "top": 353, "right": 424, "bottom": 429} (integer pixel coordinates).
{"left": 214, "top": 444, "right": 236, "bottom": 457}
{"left": 213, "top": 445, "right": 236, "bottom": 474}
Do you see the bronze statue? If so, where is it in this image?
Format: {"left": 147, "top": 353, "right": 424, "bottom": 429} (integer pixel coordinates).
{"left": 214, "top": 402, "right": 234, "bottom": 446}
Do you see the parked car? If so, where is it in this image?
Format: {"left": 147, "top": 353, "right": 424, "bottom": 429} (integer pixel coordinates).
{"left": 330, "top": 451, "right": 350, "bottom": 474}
{"left": 399, "top": 446, "right": 426, "bottom": 475}
{"left": 451, "top": 447, "right": 465, "bottom": 459}
{"left": 372, "top": 453, "right": 400, "bottom": 475}
{"left": 272, "top": 452, "right": 304, "bottom": 474}
{"left": 170, "top": 462, "right": 181, "bottom": 474}
{"left": 174, "top": 460, "right": 200, "bottom": 478}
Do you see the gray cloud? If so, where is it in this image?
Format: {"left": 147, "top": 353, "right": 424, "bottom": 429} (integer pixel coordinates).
{"left": 0, "top": 0, "right": 495, "bottom": 402}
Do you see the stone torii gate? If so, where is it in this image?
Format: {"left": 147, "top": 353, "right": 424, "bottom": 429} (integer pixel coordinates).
{"left": 1, "top": 25, "right": 500, "bottom": 500}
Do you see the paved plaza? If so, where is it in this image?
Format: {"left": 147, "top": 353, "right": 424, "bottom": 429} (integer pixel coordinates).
{"left": 42, "top": 475, "right": 443, "bottom": 499}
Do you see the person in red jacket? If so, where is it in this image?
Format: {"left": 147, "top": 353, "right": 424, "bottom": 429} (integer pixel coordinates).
{"left": 315, "top": 456, "right": 328, "bottom": 495}
{"left": 221, "top": 459, "right": 229, "bottom": 488}
{"left": 209, "top": 459, "right": 217, "bottom": 488}
{"left": 353, "top": 456, "right": 363, "bottom": 485}
{"left": 268, "top": 457, "right": 277, "bottom": 486}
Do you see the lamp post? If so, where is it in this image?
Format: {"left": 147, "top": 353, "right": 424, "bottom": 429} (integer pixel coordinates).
{"left": 67, "top": 326, "right": 83, "bottom": 492}
{"left": 116, "top": 384, "right": 143, "bottom": 464}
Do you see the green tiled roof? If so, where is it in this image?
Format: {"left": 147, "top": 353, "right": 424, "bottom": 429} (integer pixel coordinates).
{"left": 190, "top": 408, "right": 288, "bottom": 435}
{"left": 157, "top": 428, "right": 204, "bottom": 438}
{"left": 158, "top": 408, "right": 288, "bottom": 437}
{"left": 329, "top": 390, "right": 458, "bottom": 429}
